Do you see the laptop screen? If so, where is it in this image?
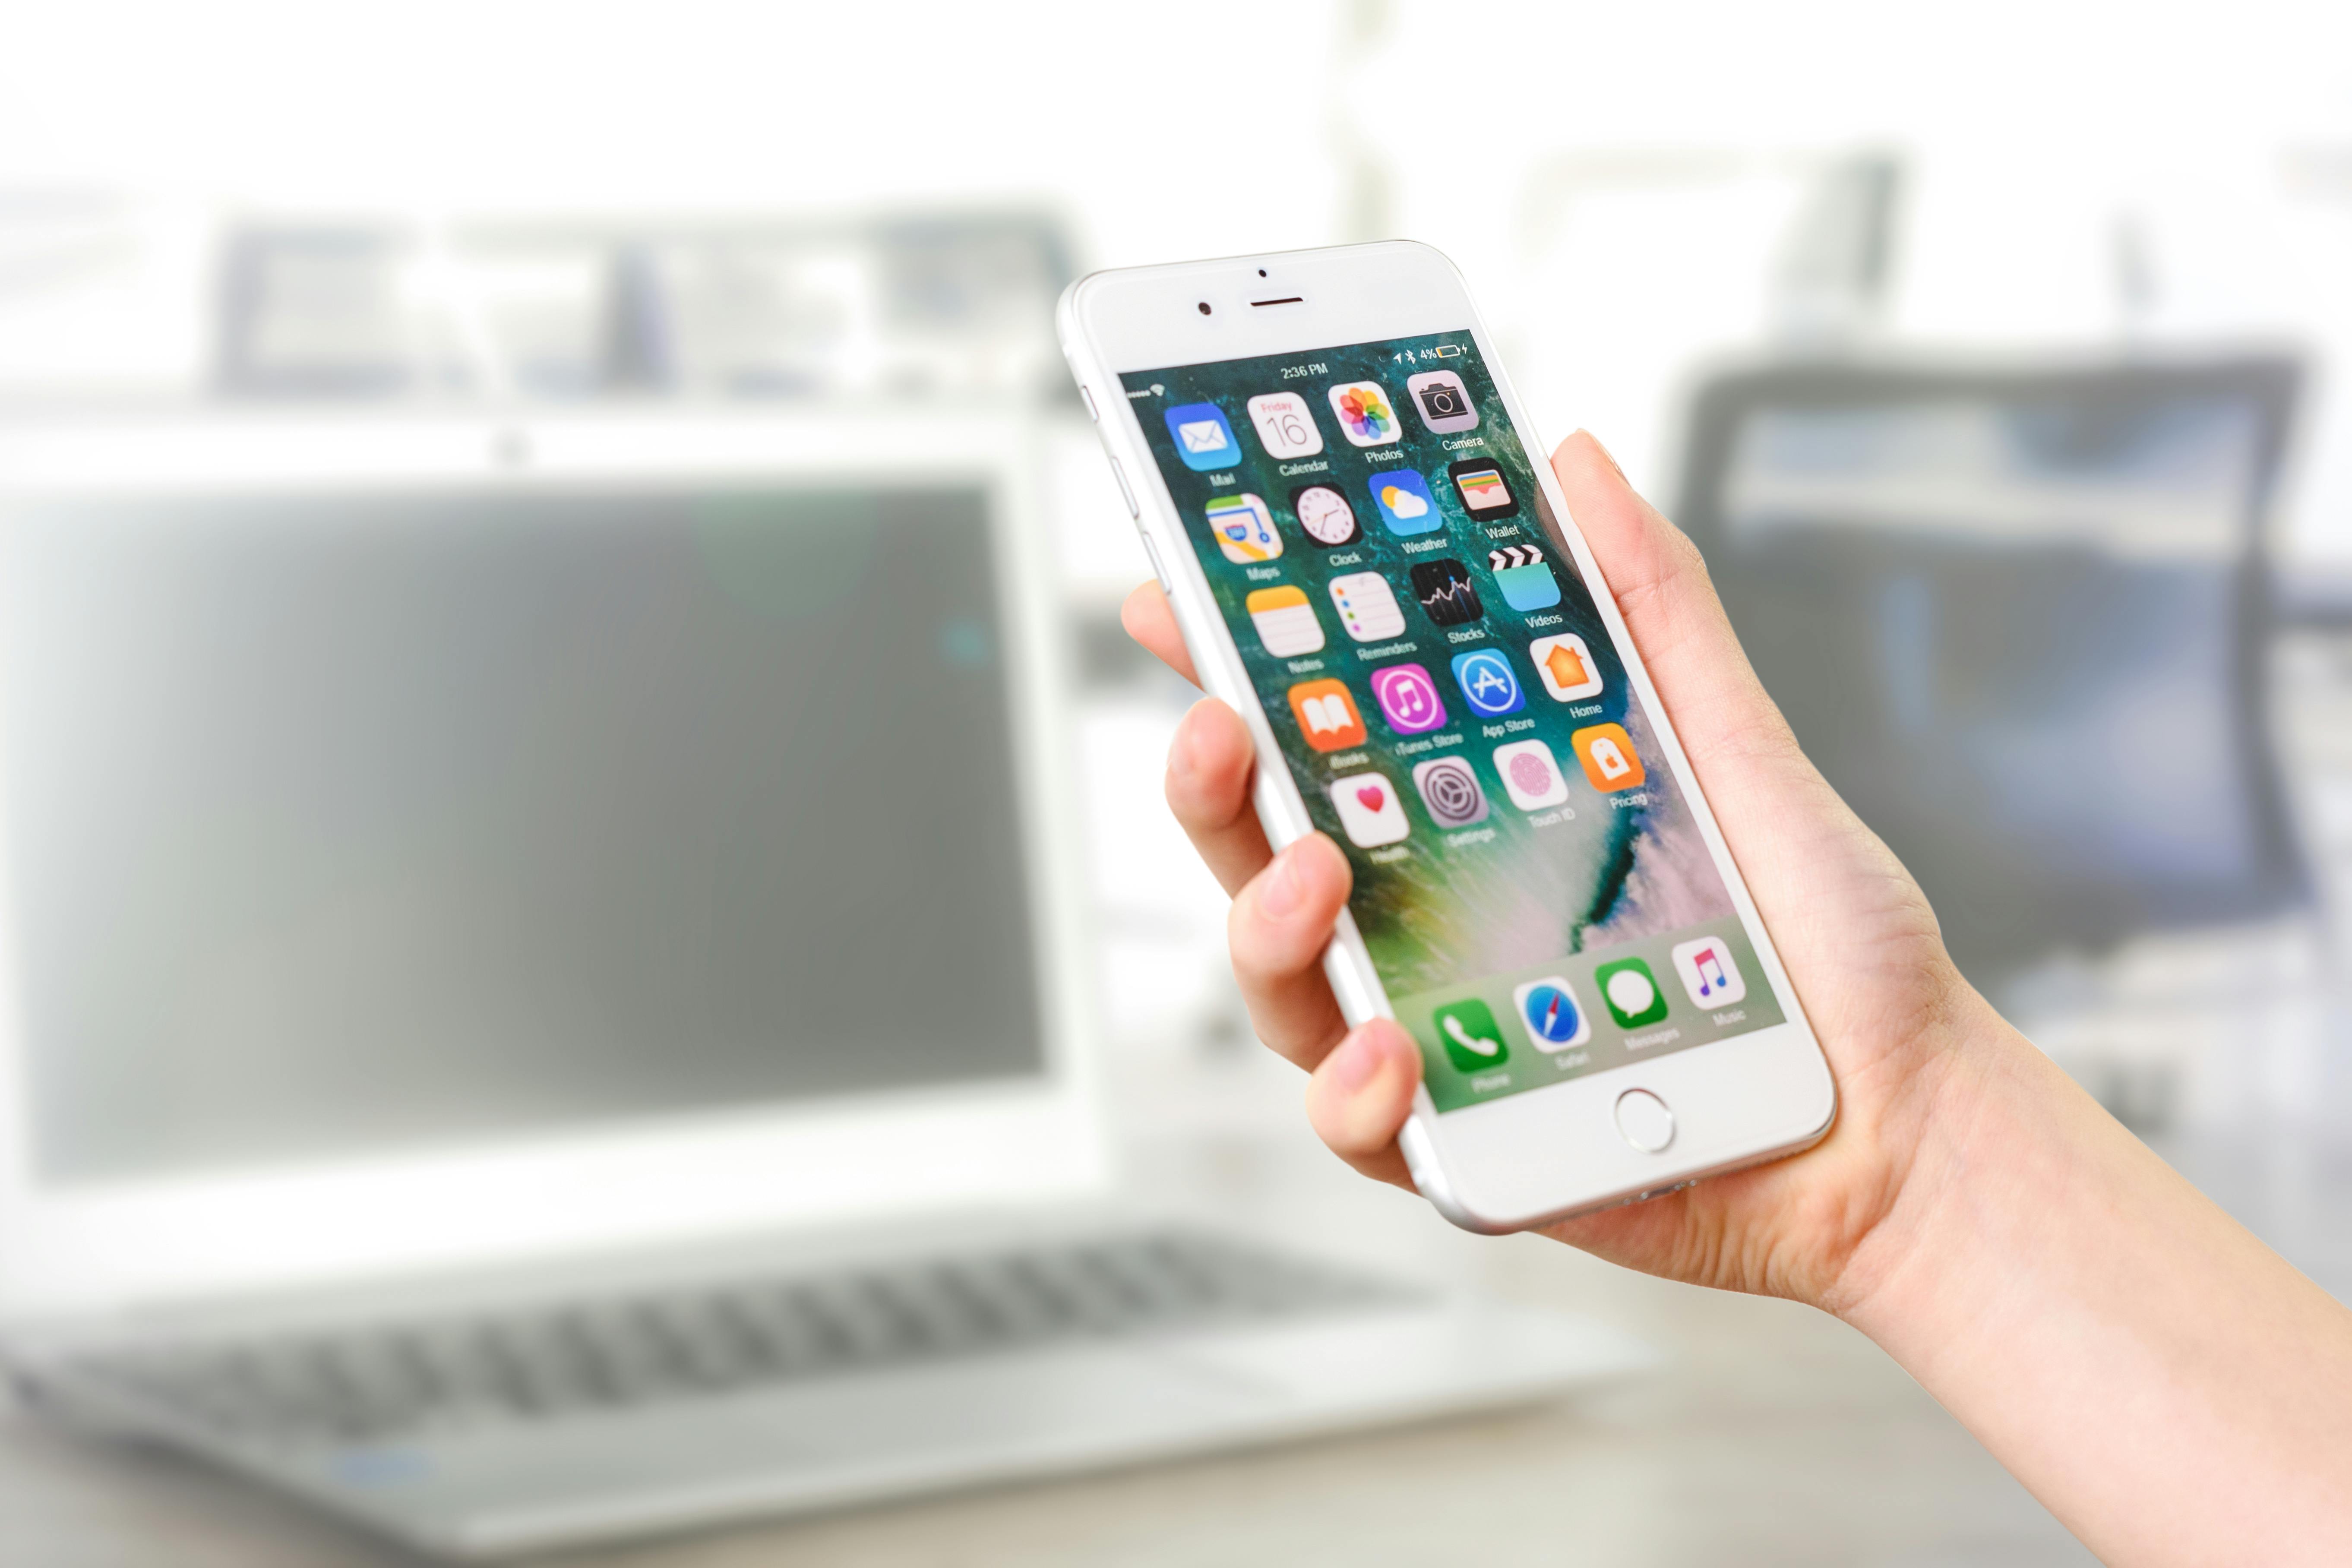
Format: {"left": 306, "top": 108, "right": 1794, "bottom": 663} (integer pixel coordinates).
{"left": 1, "top": 484, "right": 1044, "bottom": 1184}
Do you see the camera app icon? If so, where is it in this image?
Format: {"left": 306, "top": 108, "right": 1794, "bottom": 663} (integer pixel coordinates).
{"left": 1406, "top": 370, "right": 1479, "bottom": 434}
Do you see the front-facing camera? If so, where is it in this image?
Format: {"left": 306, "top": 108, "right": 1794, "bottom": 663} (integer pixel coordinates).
{"left": 1197, "top": 301, "right": 1212, "bottom": 315}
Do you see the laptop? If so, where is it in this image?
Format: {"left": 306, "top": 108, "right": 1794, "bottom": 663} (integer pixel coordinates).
{"left": 0, "top": 410, "right": 1647, "bottom": 1558}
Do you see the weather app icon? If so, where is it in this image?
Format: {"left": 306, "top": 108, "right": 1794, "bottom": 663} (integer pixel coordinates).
{"left": 1369, "top": 470, "right": 1442, "bottom": 536}
{"left": 1449, "top": 648, "right": 1525, "bottom": 718}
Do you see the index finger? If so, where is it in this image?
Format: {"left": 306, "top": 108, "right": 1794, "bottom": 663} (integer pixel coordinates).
{"left": 1120, "top": 581, "right": 1198, "bottom": 686}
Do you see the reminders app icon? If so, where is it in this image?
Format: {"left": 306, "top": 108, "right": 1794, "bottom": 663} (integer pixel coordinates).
{"left": 1165, "top": 403, "right": 1239, "bottom": 471}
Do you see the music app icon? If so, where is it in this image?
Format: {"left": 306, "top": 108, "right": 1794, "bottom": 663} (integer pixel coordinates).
{"left": 1369, "top": 663, "right": 1449, "bottom": 735}
{"left": 1671, "top": 936, "right": 1748, "bottom": 1010}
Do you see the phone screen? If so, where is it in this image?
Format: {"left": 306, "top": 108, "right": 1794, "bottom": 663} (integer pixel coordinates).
{"left": 1122, "top": 331, "right": 1784, "bottom": 1113}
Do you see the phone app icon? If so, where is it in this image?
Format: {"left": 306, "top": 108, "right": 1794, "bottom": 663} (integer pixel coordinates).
{"left": 1671, "top": 936, "right": 1748, "bottom": 1010}
{"left": 1448, "top": 457, "right": 1520, "bottom": 518}
{"left": 1412, "top": 756, "right": 1489, "bottom": 828}
{"left": 1291, "top": 483, "right": 1360, "bottom": 547}
{"left": 1246, "top": 391, "right": 1325, "bottom": 458}
{"left": 1530, "top": 633, "right": 1604, "bottom": 701}
{"left": 1165, "top": 402, "right": 1240, "bottom": 471}
{"left": 1409, "top": 557, "right": 1483, "bottom": 626}
{"left": 1513, "top": 976, "right": 1591, "bottom": 1052}
{"left": 1369, "top": 663, "right": 1449, "bottom": 735}
{"left": 1329, "top": 771, "right": 1410, "bottom": 847}
{"left": 1406, "top": 370, "right": 1480, "bottom": 434}
{"left": 1449, "top": 648, "right": 1525, "bottom": 718}
{"left": 1595, "top": 957, "right": 1669, "bottom": 1029}
{"left": 1492, "top": 738, "right": 1570, "bottom": 809}
{"left": 1327, "top": 381, "right": 1402, "bottom": 447}
{"left": 1432, "top": 997, "right": 1509, "bottom": 1072}
{"left": 1287, "top": 678, "right": 1366, "bottom": 751}
{"left": 1489, "top": 544, "right": 1562, "bottom": 612}
{"left": 1571, "top": 722, "right": 1646, "bottom": 792}
{"left": 1246, "top": 585, "right": 1325, "bottom": 657}
{"left": 1328, "top": 571, "right": 1407, "bottom": 642}
{"left": 1368, "top": 469, "right": 1442, "bottom": 536}
{"left": 1205, "top": 493, "right": 1282, "bottom": 564}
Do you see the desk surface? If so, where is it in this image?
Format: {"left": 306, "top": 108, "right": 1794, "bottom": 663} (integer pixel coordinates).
{"left": 3, "top": 1072, "right": 2137, "bottom": 1568}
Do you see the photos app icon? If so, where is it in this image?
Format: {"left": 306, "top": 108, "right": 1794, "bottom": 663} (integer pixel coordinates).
{"left": 1327, "top": 381, "right": 1402, "bottom": 447}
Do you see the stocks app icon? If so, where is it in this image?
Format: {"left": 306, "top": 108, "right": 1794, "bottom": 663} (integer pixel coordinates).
{"left": 1412, "top": 756, "right": 1489, "bottom": 828}
{"left": 1409, "top": 558, "right": 1483, "bottom": 626}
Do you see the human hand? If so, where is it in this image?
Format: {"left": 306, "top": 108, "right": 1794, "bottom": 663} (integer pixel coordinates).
{"left": 1122, "top": 430, "right": 2029, "bottom": 1312}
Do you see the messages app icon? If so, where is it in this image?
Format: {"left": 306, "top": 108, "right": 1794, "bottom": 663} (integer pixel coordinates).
{"left": 1164, "top": 402, "right": 1239, "bottom": 471}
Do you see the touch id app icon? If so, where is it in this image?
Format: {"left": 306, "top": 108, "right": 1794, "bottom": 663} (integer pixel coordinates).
{"left": 1246, "top": 585, "right": 1325, "bottom": 657}
{"left": 1246, "top": 391, "right": 1324, "bottom": 458}
{"left": 1492, "top": 738, "right": 1570, "bottom": 809}
{"left": 1369, "top": 469, "right": 1442, "bottom": 536}
{"left": 1329, "top": 772, "right": 1410, "bottom": 847}
{"left": 1205, "top": 493, "right": 1281, "bottom": 564}
{"left": 1328, "top": 572, "right": 1407, "bottom": 642}
{"left": 1411, "top": 756, "right": 1489, "bottom": 828}
{"left": 1530, "top": 634, "right": 1603, "bottom": 701}
{"left": 1513, "top": 977, "right": 1591, "bottom": 1052}
{"left": 1165, "top": 402, "right": 1239, "bottom": 471}
{"left": 1327, "top": 381, "right": 1402, "bottom": 447}
{"left": 1671, "top": 936, "right": 1748, "bottom": 1009}
{"left": 1449, "top": 648, "right": 1524, "bottom": 718}
{"left": 1571, "top": 722, "right": 1646, "bottom": 792}
{"left": 1595, "top": 957, "right": 1669, "bottom": 1029}
{"left": 1369, "top": 663, "right": 1448, "bottom": 735}
{"left": 1431, "top": 997, "right": 1508, "bottom": 1072}
{"left": 1287, "top": 678, "right": 1366, "bottom": 751}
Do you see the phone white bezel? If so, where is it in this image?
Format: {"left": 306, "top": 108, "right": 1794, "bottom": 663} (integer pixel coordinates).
{"left": 1059, "top": 241, "right": 1835, "bottom": 1232}
{"left": 0, "top": 411, "right": 1110, "bottom": 1322}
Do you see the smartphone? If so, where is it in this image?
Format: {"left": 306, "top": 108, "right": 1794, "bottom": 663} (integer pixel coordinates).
{"left": 1058, "top": 241, "right": 1834, "bottom": 1232}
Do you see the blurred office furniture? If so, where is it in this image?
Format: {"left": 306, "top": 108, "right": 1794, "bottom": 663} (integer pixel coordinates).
{"left": 1673, "top": 356, "right": 2308, "bottom": 1000}
{"left": 214, "top": 212, "right": 1076, "bottom": 405}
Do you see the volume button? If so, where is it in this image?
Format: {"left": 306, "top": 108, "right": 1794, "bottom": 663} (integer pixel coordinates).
{"left": 1140, "top": 534, "right": 1174, "bottom": 594}
{"left": 1078, "top": 384, "right": 1099, "bottom": 421}
{"left": 1106, "top": 455, "right": 1140, "bottom": 519}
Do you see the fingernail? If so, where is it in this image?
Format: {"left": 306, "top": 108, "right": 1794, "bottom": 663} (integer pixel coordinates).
{"left": 1579, "top": 429, "right": 1628, "bottom": 481}
{"left": 1328, "top": 1029, "right": 1382, "bottom": 1094}
{"left": 1257, "top": 844, "right": 1305, "bottom": 917}
{"left": 1167, "top": 718, "right": 1200, "bottom": 784}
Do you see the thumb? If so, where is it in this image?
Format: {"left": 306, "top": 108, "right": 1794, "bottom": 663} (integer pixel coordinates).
{"left": 1548, "top": 430, "right": 1800, "bottom": 787}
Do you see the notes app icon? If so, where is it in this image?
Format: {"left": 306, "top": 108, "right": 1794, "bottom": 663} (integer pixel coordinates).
{"left": 1246, "top": 585, "right": 1325, "bottom": 657}
{"left": 1287, "top": 679, "right": 1366, "bottom": 752}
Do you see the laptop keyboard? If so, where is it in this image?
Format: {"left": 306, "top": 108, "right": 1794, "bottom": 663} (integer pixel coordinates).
{"left": 66, "top": 1231, "right": 1416, "bottom": 1448}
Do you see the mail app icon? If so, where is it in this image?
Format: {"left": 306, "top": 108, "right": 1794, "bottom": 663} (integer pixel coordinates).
{"left": 1164, "top": 402, "right": 1240, "bottom": 471}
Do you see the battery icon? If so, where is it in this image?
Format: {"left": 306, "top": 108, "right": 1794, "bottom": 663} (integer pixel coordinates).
{"left": 1433, "top": 344, "right": 1464, "bottom": 357}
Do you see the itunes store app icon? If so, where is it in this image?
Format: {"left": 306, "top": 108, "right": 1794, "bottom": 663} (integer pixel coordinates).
{"left": 1369, "top": 663, "right": 1448, "bottom": 735}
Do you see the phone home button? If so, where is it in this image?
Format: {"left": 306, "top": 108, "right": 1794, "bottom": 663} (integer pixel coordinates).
{"left": 1614, "top": 1089, "right": 1675, "bottom": 1154}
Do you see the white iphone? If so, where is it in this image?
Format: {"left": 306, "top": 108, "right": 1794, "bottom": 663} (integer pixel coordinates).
{"left": 1058, "top": 241, "right": 1835, "bottom": 1232}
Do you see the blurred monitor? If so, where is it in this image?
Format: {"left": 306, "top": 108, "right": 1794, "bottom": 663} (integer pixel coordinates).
{"left": 1674, "top": 357, "right": 2306, "bottom": 993}
{"left": 0, "top": 421, "right": 1057, "bottom": 1190}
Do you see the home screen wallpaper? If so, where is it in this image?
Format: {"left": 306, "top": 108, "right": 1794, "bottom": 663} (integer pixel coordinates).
{"left": 1123, "top": 332, "right": 1783, "bottom": 1112}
